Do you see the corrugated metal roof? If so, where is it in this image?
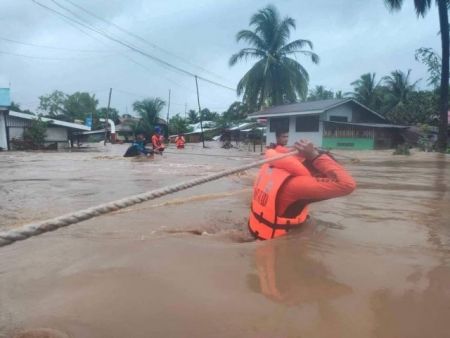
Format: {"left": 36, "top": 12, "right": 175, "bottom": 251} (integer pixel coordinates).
{"left": 8, "top": 111, "right": 90, "bottom": 131}
{"left": 248, "top": 98, "right": 386, "bottom": 122}
{"left": 248, "top": 99, "right": 349, "bottom": 117}
{"left": 0, "top": 88, "right": 11, "bottom": 107}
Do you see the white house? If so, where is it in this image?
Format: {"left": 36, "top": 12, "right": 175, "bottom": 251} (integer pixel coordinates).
{"left": 248, "top": 98, "right": 407, "bottom": 150}
{"left": 0, "top": 88, "right": 91, "bottom": 150}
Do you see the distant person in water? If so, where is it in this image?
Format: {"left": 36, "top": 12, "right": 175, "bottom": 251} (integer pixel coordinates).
{"left": 175, "top": 133, "right": 186, "bottom": 149}
{"left": 123, "top": 134, "right": 153, "bottom": 157}
{"left": 151, "top": 128, "right": 165, "bottom": 154}
{"left": 248, "top": 138, "right": 356, "bottom": 240}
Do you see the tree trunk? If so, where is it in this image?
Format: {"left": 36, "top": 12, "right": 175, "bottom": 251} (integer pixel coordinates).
{"left": 437, "top": 0, "right": 449, "bottom": 151}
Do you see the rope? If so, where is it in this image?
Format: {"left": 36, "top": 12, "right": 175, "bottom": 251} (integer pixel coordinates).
{"left": 0, "top": 150, "right": 298, "bottom": 247}
{"left": 163, "top": 150, "right": 259, "bottom": 158}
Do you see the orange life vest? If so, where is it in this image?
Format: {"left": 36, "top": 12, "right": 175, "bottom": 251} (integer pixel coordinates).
{"left": 248, "top": 164, "right": 309, "bottom": 240}
{"left": 175, "top": 136, "right": 185, "bottom": 148}
{"left": 152, "top": 134, "right": 164, "bottom": 149}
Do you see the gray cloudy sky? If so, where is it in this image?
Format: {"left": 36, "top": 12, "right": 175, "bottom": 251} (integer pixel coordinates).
{"left": 0, "top": 0, "right": 441, "bottom": 116}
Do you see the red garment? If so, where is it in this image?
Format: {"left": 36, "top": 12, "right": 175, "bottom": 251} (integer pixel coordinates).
{"left": 151, "top": 134, "right": 164, "bottom": 150}
{"left": 175, "top": 136, "right": 185, "bottom": 149}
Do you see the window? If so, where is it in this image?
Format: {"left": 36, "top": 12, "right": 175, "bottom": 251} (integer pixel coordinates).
{"left": 269, "top": 117, "right": 289, "bottom": 133}
{"left": 329, "top": 116, "right": 348, "bottom": 122}
{"left": 295, "top": 115, "right": 319, "bottom": 132}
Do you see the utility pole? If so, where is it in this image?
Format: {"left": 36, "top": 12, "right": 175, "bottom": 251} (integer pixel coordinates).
{"left": 195, "top": 76, "right": 205, "bottom": 148}
{"left": 104, "top": 88, "right": 112, "bottom": 146}
{"left": 166, "top": 89, "right": 171, "bottom": 136}
{"left": 184, "top": 103, "right": 187, "bottom": 119}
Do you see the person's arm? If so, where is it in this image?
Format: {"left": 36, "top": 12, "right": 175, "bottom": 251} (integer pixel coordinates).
{"left": 277, "top": 140, "right": 356, "bottom": 214}
{"left": 265, "top": 149, "right": 310, "bottom": 177}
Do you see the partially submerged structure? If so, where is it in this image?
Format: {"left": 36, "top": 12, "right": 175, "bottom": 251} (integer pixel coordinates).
{"left": 248, "top": 99, "right": 407, "bottom": 150}
{"left": 0, "top": 88, "right": 90, "bottom": 150}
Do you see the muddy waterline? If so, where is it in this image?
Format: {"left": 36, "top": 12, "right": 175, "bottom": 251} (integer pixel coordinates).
{"left": 1, "top": 143, "right": 449, "bottom": 338}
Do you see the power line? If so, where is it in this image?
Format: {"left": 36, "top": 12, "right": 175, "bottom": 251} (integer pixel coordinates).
{"left": 0, "top": 36, "right": 113, "bottom": 53}
{"left": 31, "top": 0, "right": 236, "bottom": 92}
{"left": 61, "top": 0, "right": 230, "bottom": 82}
{"left": 0, "top": 50, "right": 100, "bottom": 60}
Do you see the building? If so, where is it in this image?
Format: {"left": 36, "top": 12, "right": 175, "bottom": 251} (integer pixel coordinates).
{"left": 248, "top": 98, "right": 407, "bottom": 150}
{"left": 171, "top": 120, "right": 218, "bottom": 143}
{"left": 0, "top": 88, "right": 90, "bottom": 150}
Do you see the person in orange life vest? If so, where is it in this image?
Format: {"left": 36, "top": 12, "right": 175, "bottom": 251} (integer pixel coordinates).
{"left": 151, "top": 128, "right": 165, "bottom": 154}
{"left": 175, "top": 133, "right": 186, "bottom": 149}
{"left": 248, "top": 139, "right": 356, "bottom": 240}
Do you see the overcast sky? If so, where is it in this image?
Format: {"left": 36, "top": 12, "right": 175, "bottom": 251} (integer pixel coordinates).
{"left": 0, "top": 0, "right": 441, "bottom": 117}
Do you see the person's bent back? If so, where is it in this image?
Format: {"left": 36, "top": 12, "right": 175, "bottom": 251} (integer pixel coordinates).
{"left": 248, "top": 139, "right": 356, "bottom": 240}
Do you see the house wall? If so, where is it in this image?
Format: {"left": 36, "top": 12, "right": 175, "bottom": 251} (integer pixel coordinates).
{"left": 46, "top": 127, "right": 68, "bottom": 142}
{"left": 351, "top": 102, "right": 385, "bottom": 123}
{"left": 7, "top": 125, "right": 71, "bottom": 149}
{"left": 322, "top": 137, "right": 374, "bottom": 150}
{"left": 267, "top": 116, "right": 323, "bottom": 146}
{"left": 0, "top": 111, "right": 7, "bottom": 150}
{"left": 324, "top": 105, "right": 353, "bottom": 122}
{"left": 8, "top": 127, "right": 24, "bottom": 140}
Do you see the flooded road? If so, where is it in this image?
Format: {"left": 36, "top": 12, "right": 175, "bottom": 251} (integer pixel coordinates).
{"left": 1, "top": 144, "right": 449, "bottom": 338}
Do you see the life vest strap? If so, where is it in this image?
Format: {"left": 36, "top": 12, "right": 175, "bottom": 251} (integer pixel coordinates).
{"left": 251, "top": 207, "right": 303, "bottom": 230}
{"left": 247, "top": 221, "right": 265, "bottom": 240}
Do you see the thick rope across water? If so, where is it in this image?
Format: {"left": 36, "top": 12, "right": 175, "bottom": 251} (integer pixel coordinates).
{"left": 0, "top": 150, "right": 298, "bottom": 247}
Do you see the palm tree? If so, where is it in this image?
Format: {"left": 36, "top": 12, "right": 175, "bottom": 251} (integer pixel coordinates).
{"left": 382, "top": 69, "right": 420, "bottom": 109}
{"left": 307, "top": 85, "right": 334, "bottom": 101}
{"left": 384, "top": 0, "right": 448, "bottom": 151}
{"left": 132, "top": 98, "right": 165, "bottom": 134}
{"left": 334, "top": 91, "right": 344, "bottom": 99}
{"left": 350, "top": 73, "right": 382, "bottom": 110}
{"left": 229, "top": 5, "right": 319, "bottom": 111}
{"left": 187, "top": 110, "right": 199, "bottom": 124}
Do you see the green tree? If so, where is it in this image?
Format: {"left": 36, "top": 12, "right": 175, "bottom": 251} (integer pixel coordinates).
{"left": 132, "top": 98, "right": 166, "bottom": 134}
{"left": 223, "top": 101, "right": 249, "bottom": 122}
{"left": 384, "top": 90, "right": 438, "bottom": 124}
{"left": 38, "top": 90, "right": 67, "bottom": 117}
{"left": 187, "top": 109, "right": 199, "bottom": 124}
{"left": 23, "top": 118, "right": 49, "bottom": 149}
{"left": 229, "top": 5, "right": 319, "bottom": 110}
{"left": 334, "top": 90, "right": 344, "bottom": 99}
{"left": 384, "top": 0, "right": 448, "bottom": 151}
{"left": 350, "top": 73, "right": 383, "bottom": 110}
{"left": 415, "top": 47, "right": 443, "bottom": 89}
{"left": 168, "top": 114, "right": 192, "bottom": 135}
{"left": 64, "top": 92, "right": 98, "bottom": 121}
{"left": 10, "top": 101, "right": 21, "bottom": 112}
{"left": 382, "top": 69, "right": 420, "bottom": 110}
{"left": 307, "top": 85, "right": 334, "bottom": 101}
{"left": 200, "top": 108, "right": 219, "bottom": 121}
{"left": 96, "top": 107, "right": 120, "bottom": 124}
{"left": 91, "top": 107, "right": 121, "bottom": 130}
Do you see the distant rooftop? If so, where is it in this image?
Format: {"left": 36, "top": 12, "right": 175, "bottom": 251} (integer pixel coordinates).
{"left": 9, "top": 110, "right": 90, "bottom": 131}
{"left": 248, "top": 98, "right": 386, "bottom": 121}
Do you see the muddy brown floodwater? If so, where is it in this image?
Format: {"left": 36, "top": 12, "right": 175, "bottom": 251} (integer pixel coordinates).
{"left": 1, "top": 143, "right": 449, "bottom": 338}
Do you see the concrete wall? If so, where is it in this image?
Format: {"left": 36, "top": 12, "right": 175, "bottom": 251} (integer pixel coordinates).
{"left": 7, "top": 126, "right": 71, "bottom": 149}
{"left": 8, "top": 127, "right": 23, "bottom": 140}
{"left": 46, "top": 127, "right": 68, "bottom": 141}
{"left": 0, "top": 111, "right": 7, "bottom": 150}
{"left": 267, "top": 116, "right": 323, "bottom": 146}
{"left": 323, "top": 137, "right": 374, "bottom": 150}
